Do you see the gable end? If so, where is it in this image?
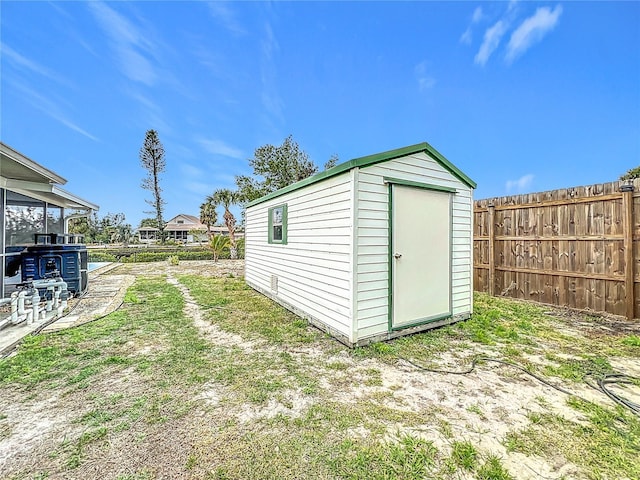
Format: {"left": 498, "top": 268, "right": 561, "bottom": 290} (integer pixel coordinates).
{"left": 247, "top": 142, "right": 475, "bottom": 208}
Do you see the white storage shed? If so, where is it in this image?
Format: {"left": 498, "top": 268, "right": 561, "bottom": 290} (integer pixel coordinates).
{"left": 244, "top": 142, "right": 476, "bottom": 346}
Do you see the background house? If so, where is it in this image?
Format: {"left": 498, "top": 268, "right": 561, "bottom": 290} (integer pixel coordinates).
{"left": 136, "top": 214, "right": 244, "bottom": 244}
{"left": 1, "top": 142, "right": 98, "bottom": 298}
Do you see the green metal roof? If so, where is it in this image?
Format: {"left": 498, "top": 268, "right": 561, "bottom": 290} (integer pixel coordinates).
{"left": 246, "top": 142, "right": 476, "bottom": 208}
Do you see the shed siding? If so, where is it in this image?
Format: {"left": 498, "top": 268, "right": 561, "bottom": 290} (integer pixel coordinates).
{"left": 245, "top": 171, "right": 354, "bottom": 339}
{"left": 354, "top": 152, "right": 473, "bottom": 339}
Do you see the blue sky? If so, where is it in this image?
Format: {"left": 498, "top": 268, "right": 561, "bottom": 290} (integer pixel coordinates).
{"left": 2, "top": 1, "right": 639, "bottom": 228}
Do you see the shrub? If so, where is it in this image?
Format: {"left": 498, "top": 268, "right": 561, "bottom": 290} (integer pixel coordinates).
{"left": 86, "top": 246, "right": 239, "bottom": 263}
{"left": 87, "top": 251, "right": 118, "bottom": 262}
{"left": 236, "top": 237, "right": 246, "bottom": 259}
{"left": 209, "top": 235, "right": 230, "bottom": 262}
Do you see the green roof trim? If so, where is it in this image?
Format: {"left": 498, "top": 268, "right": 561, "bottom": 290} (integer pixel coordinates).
{"left": 246, "top": 142, "right": 476, "bottom": 208}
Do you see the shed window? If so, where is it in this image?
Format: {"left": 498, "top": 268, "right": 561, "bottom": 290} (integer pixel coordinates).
{"left": 268, "top": 204, "right": 288, "bottom": 244}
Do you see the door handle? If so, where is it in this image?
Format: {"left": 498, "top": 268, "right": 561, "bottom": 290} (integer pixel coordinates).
{"left": 393, "top": 253, "right": 402, "bottom": 259}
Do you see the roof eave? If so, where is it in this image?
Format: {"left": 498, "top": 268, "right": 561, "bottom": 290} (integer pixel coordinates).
{"left": 51, "top": 185, "right": 99, "bottom": 210}
{"left": 0, "top": 142, "right": 67, "bottom": 185}
{"left": 246, "top": 142, "right": 476, "bottom": 208}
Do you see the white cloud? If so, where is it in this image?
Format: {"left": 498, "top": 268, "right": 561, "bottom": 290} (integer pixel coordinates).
{"left": 460, "top": 28, "right": 473, "bottom": 45}
{"left": 506, "top": 174, "right": 534, "bottom": 193}
{"left": 119, "top": 47, "right": 157, "bottom": 85}
{"left": 1, "top": 43, "right": 71, "bottom": 86}
{"left": 472, "top": 6, "right": 484, "bottom": 23}
{"left": 414, "top": 61, "right": 436, "bottom": 91}
{"left": 184, "top": 181, "right": 215, "bottom": 196}
{"left": 459, "top": 7, "right": 485, "bottom": 45}
{"left": 260, "top": 22, "right": 284, "bottom": 124}
{"left": 124, "top": 89, "right": 172, "bottom": 134}
{"left": 208, "top": 1, "right": 246, "bottom": 35}
{"left": 197, "top": 138, "right": 243, "bottom": 159}
{"left": 88, "top": 1, "right": 158, "bottom": 85}
{"left": 506, "top": 5, "right": 562, "bottom": 62}
{"left": 475, "top": 20, "right": 508, "bottom": 66}
{"left": 181, "top": 164, "right": 204, "bottom": 177}
{"left": 8, "top": 80, "right": 99, "bottom": 142}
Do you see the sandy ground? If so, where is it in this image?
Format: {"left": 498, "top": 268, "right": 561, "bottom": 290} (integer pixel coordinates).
{"left": 1, "top": 260, "right": 638, "bottom": 480}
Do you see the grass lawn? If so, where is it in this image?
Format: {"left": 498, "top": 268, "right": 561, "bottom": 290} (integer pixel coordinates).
{"left": 1, "top": 262, "right": 638, "bottom": 479}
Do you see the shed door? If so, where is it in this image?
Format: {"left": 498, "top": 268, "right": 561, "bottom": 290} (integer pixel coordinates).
{"left": 391, "top": 185, "right": 451, "bottom": 329}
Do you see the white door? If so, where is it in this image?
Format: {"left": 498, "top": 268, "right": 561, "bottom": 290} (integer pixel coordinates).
{"left": 391, "top": 185, "right": 451, "bottom": 329}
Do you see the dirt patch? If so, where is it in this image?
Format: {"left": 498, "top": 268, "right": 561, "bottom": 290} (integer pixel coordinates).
{"left": 0, "top": 393, "right": 74, "bottom": 471}
{"left": 166, "top": 273, "right": 257, "bottom": 351}
{"left": 235, "top": 388, "right": 316, "bottom": 423}
{"left": 543, "top": 306, "right": 640, "bottom": 338}
{"left": 112, "top": 259, "right": 245, "bottom": 278}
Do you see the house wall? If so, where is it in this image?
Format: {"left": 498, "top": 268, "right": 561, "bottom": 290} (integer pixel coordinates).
{"left": 353, "top": 152, "right": 473, "bottom": 340}
{"left": 245, "top": 171, "right": 355, "bottom": 342}
{"left": 1, "top": 188, "right": 5, "bottom": 298}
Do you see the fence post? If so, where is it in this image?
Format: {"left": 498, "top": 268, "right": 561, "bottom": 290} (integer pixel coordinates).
{"left": 488, "top": 203, "right": 495, "bottom": 296}
{"left": 622, "top": 185, "right": 635, "bottom": 320}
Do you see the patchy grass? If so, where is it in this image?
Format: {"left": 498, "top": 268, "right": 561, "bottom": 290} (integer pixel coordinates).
{"left": 449, "top": 440, "right": 479, "bottom": 471}
{"left": 178, "top": 275, "right": 322, "bottom": 344}
{"left": 505, "top": 398, "right": 640, "bottom": 480}
{"left": 1, "top": 271, "right": 638, "bottom": 480}
{"left": 0, "top": 276, "right": 218, "bottom": 473}
{"left": 350, "top": 293, "right": 640, "bottom": 480}
{"left": 332, "top": 434, "right": 439, "bottom": 479}
{"left": 477, "top": 454, "right": 515, "bottom": 480}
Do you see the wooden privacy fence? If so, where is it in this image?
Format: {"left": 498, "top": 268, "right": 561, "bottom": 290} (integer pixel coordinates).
{"left": 474, "top": 178, "right": 640, "bottom": 320}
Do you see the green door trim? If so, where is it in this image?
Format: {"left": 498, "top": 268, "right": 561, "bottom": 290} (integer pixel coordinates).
{"left": 387, "top": 180, "right": 454, "bottom": 332}
{"left": 383, "top": 177, "right": 457, "bottom": 194}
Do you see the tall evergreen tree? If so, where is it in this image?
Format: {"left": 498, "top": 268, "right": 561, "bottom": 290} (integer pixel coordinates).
{"left": 139, "top": 129, "right": 166, "bottom": 242}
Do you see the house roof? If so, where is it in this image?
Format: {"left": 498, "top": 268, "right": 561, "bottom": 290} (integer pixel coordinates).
{"left": 168, "top": 214, "right": 201, "bottom": 224}
{"left": 165, "top": 214, "right": 207, "bottom": 231}
{"left": 0, "top": 142, "right": 99, "bottom": 210}
{"left": 246, "top": 142, "right": 476, "bottom": 208}
{"left": 137, "top": 214, "right": 211, "bottom": 232}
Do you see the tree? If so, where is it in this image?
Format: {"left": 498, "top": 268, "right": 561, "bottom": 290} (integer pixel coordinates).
{"left": 620, "top": 167, "right": 640, "bottom": 180}
{"left": 68, "top": 212, "right": 99, "bottom": 242}
{"left": 139, "top": 129, "right": 166, "bottom": 242}
{"left": 189, "top": 228, "right": 206, "bottom": 246}
{"left": 69, "top": 212, "right": 130, "bottom": 244}
{"left": 209, "top": 234, "right": 230, "bottom": 262}
{"left": 210, "top": 189, "right": 239, "bottom": 259}
{"left": 199, "top": 199, "right": 218, "bottom": 240}
{"left": 235, "top": 135, "right": 318, "bottom": 203}
{"left": 324, "top": 154, "right": 339, "bottom": 170}
{"left": 139, "top": 217, "right": 160, "bottom": 228}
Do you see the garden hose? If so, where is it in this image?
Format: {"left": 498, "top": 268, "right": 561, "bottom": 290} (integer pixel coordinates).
{"left": 399, "top": 355, "right": 640, "bottom": 417}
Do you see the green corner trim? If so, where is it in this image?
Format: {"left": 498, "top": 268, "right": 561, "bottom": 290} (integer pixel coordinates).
{"left": 246, "top": 142, "right": 476, "bottom": 208}
{"left": 387, "top": 182, "right": 394, "bottom": 333}
{"left": 383, "top": 177, "right": 458, "bottom": 193}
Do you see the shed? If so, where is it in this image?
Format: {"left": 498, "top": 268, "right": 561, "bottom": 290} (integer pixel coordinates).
{"left": 244, "top": 142, "right": 476, "bottom": 346}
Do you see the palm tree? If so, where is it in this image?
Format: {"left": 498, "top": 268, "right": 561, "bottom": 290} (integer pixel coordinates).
{"left": 209, "top": 234, "right": 230, "bottom": 262}
{"left": 210, "top": 189, "right": 239, "bottom": 259}
{"left": 199, "top": 200, "right": 218, "bottom": 240}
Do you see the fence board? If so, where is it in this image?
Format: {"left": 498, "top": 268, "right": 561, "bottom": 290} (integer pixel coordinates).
{"left": 474, "top": 178, "right": 639, "bottom": 319}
